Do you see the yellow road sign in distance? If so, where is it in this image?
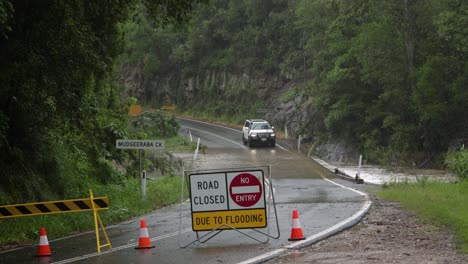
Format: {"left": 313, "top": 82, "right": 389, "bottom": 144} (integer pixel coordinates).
{"left": 0, "top": 197, "right": 108, "bottom": 219}
{"left": 192, "top": 209, "right": 266, "bottom": 231}
{"left": 129, "top": 104, "right": 142, "bottom": 116}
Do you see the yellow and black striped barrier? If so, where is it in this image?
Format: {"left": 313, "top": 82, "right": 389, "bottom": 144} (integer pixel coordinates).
{"left": 0, "top": 190, "right": 112, "bottom": 253}
{"left": 0, "top": 197, "right": 108, "bottom": 219}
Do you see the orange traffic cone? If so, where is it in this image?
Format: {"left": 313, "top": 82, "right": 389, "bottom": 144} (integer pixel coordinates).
{"left": 135, "top": 219, "right": 155, "bottom": 249}
{"left": 37, "top": 227, "right": 52, "bottom": 257}
{"left": 288, "top": 210, "right": 306, "bottom": 241}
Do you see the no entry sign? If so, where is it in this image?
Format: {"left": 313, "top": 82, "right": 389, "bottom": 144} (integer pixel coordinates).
{"left": 189, "top": 170, "right": 266, "bottom": 231}
{"left": 229, "top": 173, "right": 262, "bottom": 208}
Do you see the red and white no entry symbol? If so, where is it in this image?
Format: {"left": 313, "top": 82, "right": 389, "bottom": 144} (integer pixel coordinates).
{"left": 229, "top": 173, "right": 262, "bottom": 207}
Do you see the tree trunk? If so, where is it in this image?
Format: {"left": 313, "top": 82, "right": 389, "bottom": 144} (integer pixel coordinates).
{"left": 404, "top": 0, "right": 415, "bottom": 82}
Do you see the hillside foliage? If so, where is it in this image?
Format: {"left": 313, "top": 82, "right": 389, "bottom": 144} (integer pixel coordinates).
{"left": 120, "top": 0, "right": 468, "bottom": 166}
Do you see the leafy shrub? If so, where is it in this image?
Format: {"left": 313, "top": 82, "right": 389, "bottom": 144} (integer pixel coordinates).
{"left": 128, "top": 112, "right": 179, "bottom": 138}
{"left": 446, "top": 148, "right": 468, "bottom": 180}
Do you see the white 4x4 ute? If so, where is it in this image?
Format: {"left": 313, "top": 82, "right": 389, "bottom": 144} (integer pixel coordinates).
{"left": 242, "top": 119, "right": 276, "bottom": 147}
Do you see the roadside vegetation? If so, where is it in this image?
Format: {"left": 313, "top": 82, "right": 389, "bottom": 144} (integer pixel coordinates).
{"left": 378, "top": 148, "right": 468, "bottom": 252}
{"left": 0, "top": 1, "right": 202, "bottom": 247}
{"left": 0, "top": 111, "right": 193, "bottom": 246}
{"left": 0, "top": 175, "right": 186, "bottom": 246}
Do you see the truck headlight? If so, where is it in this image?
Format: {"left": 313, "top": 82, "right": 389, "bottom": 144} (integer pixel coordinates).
{"left": 250, "top": 133, "right": 257, "bottom": 137}
{"left": 270, "top": 133, "right": 275, "bottom": 137}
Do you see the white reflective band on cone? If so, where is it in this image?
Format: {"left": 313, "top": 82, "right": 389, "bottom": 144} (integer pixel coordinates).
{"left": 140, "top": 228, "right": 149, "bottom": 238}
{"left": 292, "top": 219, "right": 301, "bottom": 229}
{"left": 39, "top": 236, "right": 49, "bottom": 245}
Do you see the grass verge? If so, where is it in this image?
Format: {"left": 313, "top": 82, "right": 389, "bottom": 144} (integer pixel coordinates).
{"left": 0, "top": 175, "right": 188, "bottom": 246}
{"left": 0, "top": 134, "right": 192, "bottom": 247}
{"left": 378, "top": 179, "right": 468, "bottom": 252}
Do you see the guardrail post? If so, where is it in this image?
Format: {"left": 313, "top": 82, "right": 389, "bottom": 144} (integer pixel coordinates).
{"left": 357, "top": 154, "right": 362, "bottom": 178}
{"left": 193, "top": 138, "right": 200, "bottom": 167}
{"left": 298, "top": 135, "right": 302, "bottom": 152}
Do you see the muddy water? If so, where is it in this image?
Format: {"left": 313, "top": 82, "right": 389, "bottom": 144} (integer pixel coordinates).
{"left": 176, "top": 147, "right": 334, "bottom": 181}
{"left": 331, "top": 163, "right": 455, "bottom": 184}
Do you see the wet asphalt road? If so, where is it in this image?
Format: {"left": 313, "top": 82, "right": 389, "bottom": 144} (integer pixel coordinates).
{"left": 0, "top": 118, "right": 368, "bottom": 264}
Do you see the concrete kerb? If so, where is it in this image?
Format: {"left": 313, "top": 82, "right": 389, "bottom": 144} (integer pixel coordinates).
{"left": 308, "top": 152, "right": 382, "bottom": 187}
{"left": 239, "top": 199, "right": 372, "bottom": 264}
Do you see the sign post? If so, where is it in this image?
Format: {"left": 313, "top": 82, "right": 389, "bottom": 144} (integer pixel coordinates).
{"left": 116, "top": 139, "right": 165, "bottom": 198}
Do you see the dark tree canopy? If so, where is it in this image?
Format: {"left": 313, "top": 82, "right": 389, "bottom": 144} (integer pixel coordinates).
{"left": 0, "top": 0, "right": 202, "bottom": 202}
{"left": 121, "top": 0, "right": 468, "bottom": 166}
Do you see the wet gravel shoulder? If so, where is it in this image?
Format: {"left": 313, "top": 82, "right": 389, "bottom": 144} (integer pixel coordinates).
{"left": 268, "top": 189, "right": 468, "bottom": 264}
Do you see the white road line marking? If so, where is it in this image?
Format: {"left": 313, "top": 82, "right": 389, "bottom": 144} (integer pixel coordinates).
{"left": 181, "top": 125, "right": 247, "bottom": 149}
{"left": 274, "top": 143, "right": 288, "bottom": 151}
{"left": 177, "top": 117, "right": 242, "bottom": 133}
{"left": 52, "top": 229, "right": 192, "bottom": 264}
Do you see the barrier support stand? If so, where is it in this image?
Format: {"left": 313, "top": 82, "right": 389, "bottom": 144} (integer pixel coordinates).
{"left": 90, "top": 189, "right": 112, "bottom": 253}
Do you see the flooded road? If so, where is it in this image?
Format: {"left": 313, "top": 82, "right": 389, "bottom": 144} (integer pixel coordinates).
{"left": 0, "top": 118, "right": 370, "bottom": 264}
{"left": 331, "top": 164, "right": 455, "bottom": 184}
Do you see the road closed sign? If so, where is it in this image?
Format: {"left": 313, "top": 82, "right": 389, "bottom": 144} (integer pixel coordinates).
{"left": 189, "top": 170, "right": 266, "bottom": 231}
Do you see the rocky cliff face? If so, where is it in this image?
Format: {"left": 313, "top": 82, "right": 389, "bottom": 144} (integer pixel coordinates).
{"left": 120, "top": 67, "right": 359, "bottom": 163}
{"left": 266, "top": 90, "right": 359, "bottom": 164}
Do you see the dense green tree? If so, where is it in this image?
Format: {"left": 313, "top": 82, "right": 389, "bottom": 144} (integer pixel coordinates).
{"left": 0, "top": 0, "right": 202, "bottom": 202}
{"left": 119, "top": 0, "right": 467, "bottom": 166}
{"left": 412, "top": 0, "right": 468, "bottom": 154}
{"left": 292, "top": 0, "right": 467, "bottom": 164}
